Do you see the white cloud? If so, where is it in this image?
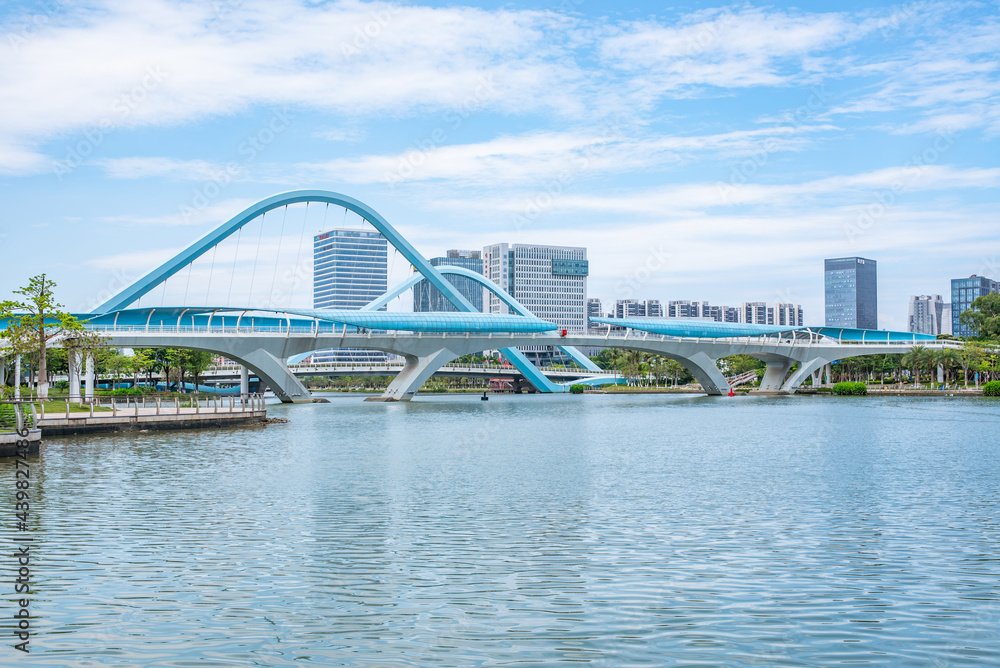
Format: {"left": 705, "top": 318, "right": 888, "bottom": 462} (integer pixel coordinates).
{"left": 600, "top": 7, "right": 862, "bottom": 95}
{"left": 0, "top": 0, "right": 591, "bottom": 174}
{"left": 98, "top": 157, "right": 237, "bottom": 180}
{"left": 282, "top": 124, "right": 831, "bottom": 186}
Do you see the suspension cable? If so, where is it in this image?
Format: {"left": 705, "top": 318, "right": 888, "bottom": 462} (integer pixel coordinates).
{"left": 205, "top": 243, "right": 218, "bottom": 306}
{"left": 226, "top": 227, "right": 242, "bottom": 307}
{"left": 289, "top": 202, "right": 313, "bottom": 309}
{"left": 183, "top": 262, "right": 193, "bottom": 305}
{"left": 247, "top": 211, "right": 266, "bottom": 306}
{"left": 268, "top": 205, "right": 289, "bottom": 308}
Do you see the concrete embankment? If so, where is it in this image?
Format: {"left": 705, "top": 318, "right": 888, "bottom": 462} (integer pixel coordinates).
{"left": 0, "top": 429, "right": 41, "bottom": 456}
{"left": 38, "top": 409, "right": 268, "bottom": 436}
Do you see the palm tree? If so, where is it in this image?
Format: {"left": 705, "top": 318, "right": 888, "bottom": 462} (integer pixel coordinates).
{"left": 902, "top": 345, "right": 930, "bottom": 387}
{"left": 933, "top": 349, "right": 959, "bottom": 387}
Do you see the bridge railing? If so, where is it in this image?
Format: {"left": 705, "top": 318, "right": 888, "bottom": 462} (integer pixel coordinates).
{"left": 0, "top": 401, "right": 39, "bottom": 434}
{"left": 29, "top": 393, "right": 267, "bottom": 420}
{"left": 80, "top": 323, "right": 969, "bottom": 349}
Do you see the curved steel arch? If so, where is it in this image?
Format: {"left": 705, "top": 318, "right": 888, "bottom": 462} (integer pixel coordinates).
{"left": 91, "top": 190, "right": 477, "bottom": 316}
{"left": 362, "top": 265, "right": 530, "bottom": 315}
{"left": 363, "top": 265, "right": 601, "bottom": 372}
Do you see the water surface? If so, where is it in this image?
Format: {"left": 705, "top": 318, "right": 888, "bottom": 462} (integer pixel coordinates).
{"left": 4, "top": 393, "right": 1000, "bottom": 666}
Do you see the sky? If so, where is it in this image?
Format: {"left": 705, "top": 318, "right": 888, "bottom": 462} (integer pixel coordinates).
{"left": 0, "top": 0, "right": 998, "bottom": 330}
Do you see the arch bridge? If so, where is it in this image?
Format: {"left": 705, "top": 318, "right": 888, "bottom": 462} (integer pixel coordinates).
{"left": 3, "top": 190, "right": 949, "bottom": 402}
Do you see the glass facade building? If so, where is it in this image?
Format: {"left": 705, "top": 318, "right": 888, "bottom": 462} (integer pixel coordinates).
{"left": 312, "top": 228, "right": 388, "bottom": 363}
{"left": 413, "top": 250, "right": 484, "bottom": 313}
{"left": 825, "top": 257, "right": 877, "bottom": 329}
{"left": 951, "top": 275, "right": 999, "bottom": 337}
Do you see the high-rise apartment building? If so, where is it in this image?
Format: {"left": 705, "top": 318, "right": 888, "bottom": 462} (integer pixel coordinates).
{"left": 825, "top": 257, "right": 877, "bottom": 329}
{"left": 614, "top": 299, "right": 644, "bottom": 318}
{"left": 587, "top": 298, "right": 603, "bottom": 331}
{"left": 740, "top": 302, "right": 769, "bottom": 325}
{"left": 312, "top": 228, "right": 387, "bottom": 363}
{"left": 668, "top": 300, "right": 709, "bottom": 318}
{"left": 644, "top": 300, "right": 663, "bottom": 318}
{"left": 907, "top": 294, "right": 948, "bottom": 336}
{"left": 413, "top": 250, "right": 484, "bottom": 313}
{"left": 951, "top": 275, "right": 999, "bottom": 337}
{"left": 773, "top": 303, "right": 805, "bottom": 327}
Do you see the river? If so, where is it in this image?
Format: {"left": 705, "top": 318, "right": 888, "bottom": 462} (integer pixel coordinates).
{"left": 4, "top": 393, "right": 1000, "bottom": 666}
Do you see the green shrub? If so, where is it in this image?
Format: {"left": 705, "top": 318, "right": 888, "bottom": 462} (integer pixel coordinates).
{"left": 983, "top": 381, "right": 1000, "bottom": 397}
{"left": 833, "top": 381, "right": 868, "bottom": 396}
{"left": 569, "top": 384, "right": 586, "bottom": 394}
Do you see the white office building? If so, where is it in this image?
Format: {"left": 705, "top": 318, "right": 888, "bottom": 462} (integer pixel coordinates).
{"left": 484, "top": 243, "right": 588, "bottom": 362}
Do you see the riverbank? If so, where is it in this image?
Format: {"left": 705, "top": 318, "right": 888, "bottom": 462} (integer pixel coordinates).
{"left": 37, "top": 407, "right": 269, "bottom": 435}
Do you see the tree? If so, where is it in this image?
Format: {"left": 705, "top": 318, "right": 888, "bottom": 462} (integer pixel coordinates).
{"left": 0, "top": 274, "right": 84, "bottom": 400}
{"left": 959, "top": 292, "right": 1000, "bottom": 341}
{"left": 958, "top": 342, "right": 981, "bottom": 388}
{"left": 62, "top": 330, "right": 108, "bottom": 403}
{"left": 664, "top": 359, "right": 686, "bottom": 387}
{"left": 933, "top": 349, "right": 960, "bottom": 387}
{"left": 902, "top": 345, "right": 930, "bottom": 387}
{"left": 183, "top": 350, "right": 214, "bottom": 391}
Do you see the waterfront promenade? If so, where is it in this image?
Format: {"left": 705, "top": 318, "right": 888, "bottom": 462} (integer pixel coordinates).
{"left": 28, "top": 395, "right": 267, "bottom": 436}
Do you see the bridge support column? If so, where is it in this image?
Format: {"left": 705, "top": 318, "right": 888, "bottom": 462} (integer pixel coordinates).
{"left": 779, "top": 357, "right": 832, "bottom": 393}
{"left": 681, "top": 351, "right": 730, "bottom": 395}
{"left": 240, "top": 365, "right": 249, "bottom": 400}
{"left": 84, "top": 354, "right": 94, "bottom": 402}
{"left": 231, "top": 349, "right": 312, "bottom": 403}
{"left": 366, "top": 349, "right": 457, "bottom": 402}
{"left": 759, "top": 358, "right": 796, "bottom": 392}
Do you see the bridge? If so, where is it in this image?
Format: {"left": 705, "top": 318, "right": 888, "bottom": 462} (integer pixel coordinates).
{"left": 2, "top": 189, "right": 945, "bottom": 403}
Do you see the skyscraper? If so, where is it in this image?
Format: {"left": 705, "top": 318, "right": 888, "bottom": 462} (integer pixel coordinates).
{"left": 825, "top": 257, "right": 877, "bottom": 329}
{"left": 951, "top": 275, "right": 999, "bottom": 337}
{"left": 312, "top": 228, "right": 387, "bottom": 363}
{"left": 413, "top": 250, "right": 484, "bottom": 313}
{"left": 483, "top": 242, "right": 587, "bottom": 363}
{"left": 482, "top": 243, "right": 588, "bottom": 331}
{"left": 907, "top": 294, "right": 947, "bottom": 336}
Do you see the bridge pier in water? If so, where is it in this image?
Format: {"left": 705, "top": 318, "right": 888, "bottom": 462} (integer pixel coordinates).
{"left": 365, "top": 349, "right": 459, "bottom": 402}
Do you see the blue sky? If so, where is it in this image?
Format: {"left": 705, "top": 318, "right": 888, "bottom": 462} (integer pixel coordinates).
{"left": 0, "top": 0, "right": 998, "bottom": 330}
